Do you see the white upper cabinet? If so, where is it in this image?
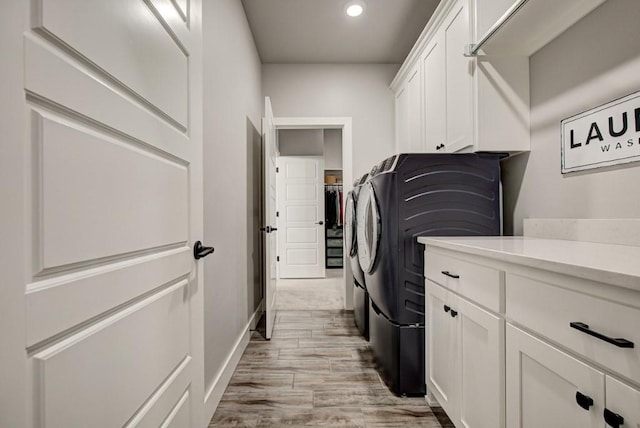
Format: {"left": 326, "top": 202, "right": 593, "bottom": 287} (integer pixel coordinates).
{"left": 391, "top": 0, "right": 530, "bottom": 154}
{"left": 396, "top": 62, "right": 423, "bottom": 153}
{"left": 422, "top": 33, "right": 446, "bottom": 153}
{"left": 407, "top": 63, "right": 423, "bottom": 153}
{"left": 395, "top": 86, "right": 409, "bottom": 153}
{"left": 392, "top": 0, "right": 607, "bottom": 154}
{"left": 443, "top": 0, "right": 473, "bottom": 153}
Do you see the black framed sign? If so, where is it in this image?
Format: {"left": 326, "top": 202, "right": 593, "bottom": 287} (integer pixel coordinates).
{"left": 561, "top": 90, "right": 640, "bottom": 174}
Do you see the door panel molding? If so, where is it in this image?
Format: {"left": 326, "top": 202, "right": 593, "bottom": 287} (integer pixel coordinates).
{"left": 26, "top": 247, "right": 190, "bottom": 347}
{"left": 34, "top": 111, "right": 188, "bottom": 270}
{"left": 32, "top": 0, "right": 188, "bottom": 126}
{"left": 32, "top": 281, "right": 190, "bottom": 427}
{"left": 25, "top": 36, "right": 190, "bottom": 159}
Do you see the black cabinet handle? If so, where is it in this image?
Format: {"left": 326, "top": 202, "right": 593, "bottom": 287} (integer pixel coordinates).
{"left": 570, "top": 322, "right": 634, "bottom": 348}
{"left": 576, "top": 391, "right": 593, "bottom": 410}
{"left": 444, "top": 305, "right": 451, "bottom": 313}
{"left": 193, "top": 241, "right": 215, "bottom": 260}
{"left": 576, "top": 391, "right": 594, "bottom": 411}
{"left": 450, "top": 309, "right": 458, "bottom": 318}
{"left": 604, "top": 409, "right": 624, "bottom": 427}
{"left": 442, "top": 271, "right": 460, "bottom": 279}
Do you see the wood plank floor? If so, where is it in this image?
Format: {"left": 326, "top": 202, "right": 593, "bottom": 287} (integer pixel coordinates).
{"left": 209, "top": 309, "right": 454, "bottom": 427}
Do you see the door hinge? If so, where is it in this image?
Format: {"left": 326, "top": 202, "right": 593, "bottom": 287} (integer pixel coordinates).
{"left": 276, "top": 167, "right": 279, "bottom": 173}
{"left": 276, "top": 211, "right": 279, "bottom": 217}
{"left": 277, "top": 256, "right": 280, "bottom": 262}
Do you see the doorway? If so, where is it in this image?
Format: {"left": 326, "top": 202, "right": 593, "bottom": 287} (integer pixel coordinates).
{"left": 272, "top": 117, "right": 354, "bottom": 310}
{"left": 276, "top": 129, "right": 344, "bottom": 310}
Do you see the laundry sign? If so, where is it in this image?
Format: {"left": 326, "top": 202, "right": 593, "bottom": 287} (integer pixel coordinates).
{"left": 561, "top": 91, "right": 640, "bottom": 173}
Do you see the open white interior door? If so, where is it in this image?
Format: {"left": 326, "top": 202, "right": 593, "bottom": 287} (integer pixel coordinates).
{"left": 277, "top": 156, "right": 326, "bottom": 279}
{"left": 262, "top": 97, "right": 278, "bottom": 339}
{"left": 1, "top": 1, "right": 205, "bottom": 427}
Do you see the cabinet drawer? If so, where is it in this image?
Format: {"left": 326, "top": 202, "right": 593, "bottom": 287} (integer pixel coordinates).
{"left": 326, "top": 228, "right": 343, "bottom": 238}
{"left": 327, "top": 247, "right": 343, "bottom": 257}
{"left": 326, "top": 257, "right": 343, "bottom": 267}
{"left": 326, "top": 238, "right": 343, "bottom": 248}
{"left": 425, "top": 249, "right": 503, "bottom": 313}
{"left": 506, "top": 273, "right": 640, "bottom": 385}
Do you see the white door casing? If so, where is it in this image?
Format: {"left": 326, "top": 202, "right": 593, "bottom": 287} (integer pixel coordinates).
{"left": 1, "top": 1, "right": 205, "bottom": 427}
{"left": 277, "top": 156, "right": 326, "bottom": 279}
{"left": 262, "top": 97, "right": 278, "bottom": 339}
{"left": 271, "top": 117, "right": 353, "bottom": 309}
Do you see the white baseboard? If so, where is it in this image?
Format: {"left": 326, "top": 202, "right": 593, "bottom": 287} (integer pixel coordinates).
{"left": 425, "top": 390, "right": 440, "bottom": 408}
{"left": 203, "top": 299, "right": 264, "bottom": 424}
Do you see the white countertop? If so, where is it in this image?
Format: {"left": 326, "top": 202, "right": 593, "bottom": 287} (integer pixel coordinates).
{"left": 418, "top": 236, "right": 640, "bottom": 292}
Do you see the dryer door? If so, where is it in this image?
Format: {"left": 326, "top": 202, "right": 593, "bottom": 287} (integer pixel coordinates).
{"left": 344, "top": 192, "right": 357, "bottom": 258}
{"left": 356, "top": 182, "right": 380, "bottom": 274}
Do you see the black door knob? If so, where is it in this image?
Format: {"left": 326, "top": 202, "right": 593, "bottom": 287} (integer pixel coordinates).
{"left": 193, "top": 241, "right": 215, "bottom": 260}
{"left": 317, "top": 221, "right": 324, "bottom": 225}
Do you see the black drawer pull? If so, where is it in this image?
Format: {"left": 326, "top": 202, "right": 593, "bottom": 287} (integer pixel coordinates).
{"left": 441, "top": 271, "right": 460, "bottom": 279}
{"left": 444, "top": 305, "right": 451, "bottom": 313}
{"left": 570, "top": 322, "right": 634, "bottom": 348}
{"left": 576, "top": 391, "right": 594, "bottom": 411}
{"left": 604, "top": 408, "right": 624, "bottom": 428}
{"left": 450, "top": 309, "right": 458, "bottom": 318}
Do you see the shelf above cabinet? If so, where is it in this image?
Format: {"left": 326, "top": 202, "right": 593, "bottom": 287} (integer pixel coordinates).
{"left": 468, "top": 0, "right": 607, "bottom": 56}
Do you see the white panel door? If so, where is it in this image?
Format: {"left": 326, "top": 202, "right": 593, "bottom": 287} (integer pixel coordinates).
{"left": 262, "top": 97, "right": 278, "bottom": 339}
{"left": 458, "top": 297, "right": 505, "bottom": 428}
{"left": 423, "top": 32, "right": 446, "bottom": 153}
{"left": 406, "top": 62, "right": 423, "bottom": 152}
{"left": 395, "top": 86, "right": 409, "bottom": 153}
{"left": 605, "top": 376, "right": 640, "bottom": 428}
{"left": 1, "top": 1, "right": 205, "bottom": 427}
{"left": 277, "top": 156, "right": 325, "bottom": 279}
{"left": 426, "top": 281, "right": 458, "bottom": 420}
{"left": 506, "top": 324, "right": 604, "bottom": 428}
{"left": 444, "top": 0, "right": 474, "bottom": 153}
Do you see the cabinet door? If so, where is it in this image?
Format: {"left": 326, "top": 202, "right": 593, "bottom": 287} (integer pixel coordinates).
{"left": 605, "top": 376, "right": 640, "bottom": 428}
{"left": 422, "top": 33, "right": 446, "bottom": 153}
{"left": 406, "top": 62, "right": 423, "bottom": 152}
{"left": 458, "top": 297, "right": 505, "bottom": 428}
{"left": 444, "top": 0, "right": 473, "bottom": 152}
{"left": 506, "top": 324, "right": 604, "bottom": 428}
{"left": 395, "top": 85, "right": 409, "bottom": 153}
{"left": 427, "top": 281, "right": 458, "bottom": 419}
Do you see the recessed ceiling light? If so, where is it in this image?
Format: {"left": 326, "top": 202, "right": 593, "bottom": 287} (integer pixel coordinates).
{"left": 345, "top": 1, "right": 365, "bottom": 17}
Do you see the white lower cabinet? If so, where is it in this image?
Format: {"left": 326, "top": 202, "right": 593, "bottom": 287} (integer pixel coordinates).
{"left": 458, "top": 297, "right": 504, "bottom": 428}
{"left": 506, "top": 324, "right": 604, "bottom": 428}
{"left": 605, "top": 376, "right": 640, "bottom": 428}
{"left": 427, "top": 280, "right": 504, "bottom": 428}
{"left": 427, "top": 281, "right": 458, "bottom": 417}
{"left": 424, "top": 241, "right": 640, "bottom": 428}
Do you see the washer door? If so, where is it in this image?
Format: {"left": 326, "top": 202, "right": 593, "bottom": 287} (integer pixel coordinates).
{"left": 344, "top": 192, "right": 357, "bottom": 258}
{"left": 356, "top": 182, "right": 380, "bottom": 274}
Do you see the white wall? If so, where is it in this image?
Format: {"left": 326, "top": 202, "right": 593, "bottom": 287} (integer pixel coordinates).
{"left": 278, "top": 129, "right": 324, "bottom": 156}
{"left": 324, "top": 129, "right": 343, "bottom": 170}
{"left": 202, "top": 0, "right": 262, "bottom": 406}
{"left": 502, "top": 0, "right": 640, "bottom": 236}
{"left": 263, "top": 64, "right": 399, "bottom": 178}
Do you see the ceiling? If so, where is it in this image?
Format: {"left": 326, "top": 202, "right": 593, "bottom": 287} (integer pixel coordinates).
{"left": 241, "top": 0, "right": 441, "bottom": 64}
